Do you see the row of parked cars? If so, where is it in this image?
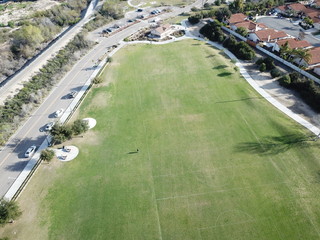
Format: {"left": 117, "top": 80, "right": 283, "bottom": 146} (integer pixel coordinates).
{"left": 102, "top": 8, "right": 163, "bottom": 34}
{"left": 24, "top": 90, "right": 77, "bottom": 158}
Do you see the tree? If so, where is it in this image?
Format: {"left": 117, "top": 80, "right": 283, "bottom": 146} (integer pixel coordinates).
{"left": 304, "top": 17, "right": 313, "bottom": 26}
{"left": 0, "top": 199, "right": 21, "bottom": 225}
{"left": 293, "top": 48, "right": 311, "bottom": 66}
{"left": 279, "top": 41, "right": 292, "bottom": 60}
{"left": 215, "top": 7, "right": 231, "bottom": 22}
{"left": 259, "top": 63, "right": 266, "bottom": 72}
{"left": 40, "top": 149, "right": 55, "bottom": 163}
{"left": 235, "top": 27, "right": 248, "bottom": 37}
{"left": 188, "top": 15, "right": 201, "bottom": 24}
{"left": 71, "top": 119, "right": 89, "bottom": 136}
{"left": 50, "top": 124, "right": 73, "bottom": 145}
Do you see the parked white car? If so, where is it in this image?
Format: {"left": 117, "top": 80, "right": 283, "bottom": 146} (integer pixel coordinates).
{"left": 45, "top": 122, "right": 55, "bottom": 131}
{"left": 54, "top": 108, "right": 64, "bottom": 118}
{"left": 25, "top": 145, "right": 36, "bottom": 158}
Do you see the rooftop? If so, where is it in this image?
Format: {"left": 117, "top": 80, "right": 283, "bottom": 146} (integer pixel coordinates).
{"left": 228, "top": 13, "right": 247, "bottom": 24}
{"left": 234, "top": 20, "right": 267, "bottom": 31}
{"left": 276, "top": 38, "right": 311, "bottom": 49}
{"left": 307, "top": 47, "right": 320, "bottom": 65}
{"left": 254, "top": 29, "right": 288, "bottom": 42}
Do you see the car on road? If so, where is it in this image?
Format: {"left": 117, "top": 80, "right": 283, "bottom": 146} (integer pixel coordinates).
{"left": 45, "top": 122, "right": 55, "bottom": 131}
{"left": 25, "top": 145, "right": 36, "bottom": 158}
{"left": 68, "top": 91, "right": 77, "bottom": 99}
{"left": 127, "top": 19, "right": 134, "bottom": 22}
{"left": 54, "top": 108, "right": 64, "bottom": 118}
{"left": 137, "top": 8, "right": 143, "bottom": 12}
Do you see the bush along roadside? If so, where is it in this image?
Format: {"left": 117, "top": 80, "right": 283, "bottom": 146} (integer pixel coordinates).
{"left": 278, "top": 72, "right": 320, "bottom": 113}
{"left": 0, "top": 33, "right": 94, "bottom": 145}
{"left": 200, "top": 20, "right": 255, "bottom": 60}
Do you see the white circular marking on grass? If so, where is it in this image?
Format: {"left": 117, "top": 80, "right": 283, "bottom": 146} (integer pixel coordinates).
{"left": 54, "top": 146, "right": 79, "bottom": 162}
{"left": 83, "top": 118, "right": 97, "bottom": 129}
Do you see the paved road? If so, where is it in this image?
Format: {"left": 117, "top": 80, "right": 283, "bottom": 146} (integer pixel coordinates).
{"left": 0, "top": 0, "right": 204, "bottom": 198}
{"left": 257, "top": 16, "right": 320, "bottom": 47}
{"left": 0, "top": 0, "right": 99, "bottom": 105}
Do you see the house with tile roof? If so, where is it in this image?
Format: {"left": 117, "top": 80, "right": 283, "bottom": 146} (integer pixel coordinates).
{"left": 230, "top": 20, "right": 267, "bottom": 33}
{"left": 150, "top": 24, "right": 173, "bottom": 38}
{"left": 302, "top": 8, "right": 320, "bottom": 28}
{"left": 274, "top": 5, "right": 287, "bottom": 14}
{"left": 295, "top": 47, "right": 320, "bottom": 68}
{"left": 272, "top": 38, "right": 311, "bottom": 52}
{"left": 287, "top": 3, "right": 307, "bottom": 13}
{"left": 225, "top": 13, "right": 247, "bottom": 25}
{"left": 247, "top": 29, "right": 291, "bottom": 47}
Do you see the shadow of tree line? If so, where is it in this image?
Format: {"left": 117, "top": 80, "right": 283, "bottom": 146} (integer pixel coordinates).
{"left": 235, "top": 134, "right": 319, "bottom": 155}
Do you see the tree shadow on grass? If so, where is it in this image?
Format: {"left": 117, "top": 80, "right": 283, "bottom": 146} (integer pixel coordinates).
{"left": 235, "top": 134, "right": 317, "bottom": 155}
{"left": 213, "top": 64, "right": 228, "bottom": 69}
{"left": 217, "top": 72, "right": 232, "bottom": 77}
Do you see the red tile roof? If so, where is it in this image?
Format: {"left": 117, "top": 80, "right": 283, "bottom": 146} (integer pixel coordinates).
{"left": 276, "top": 38, "right": 311, "bottom": 49}
{"left": 228, "top": 13, "right": 247, "bottom": 24}
{"left": 234, "top": 20, "right": 267, "bottom": 31}
{"left": 308, "top": 47, "right": 320, "bottom": 65}
{"left": 276, "top": 5, "right": 286, "bottom": 11}
{"left": 254, "top": 29, "right": 288, "bottom": 42}
{"left": 302, "top": 7, "right": 318, "bottom": 14}
{"left": 305, "top": 11, "right": 320, "bottom": 23}
{"left": 288, "top": 3, "right": 307, "bottom": 12}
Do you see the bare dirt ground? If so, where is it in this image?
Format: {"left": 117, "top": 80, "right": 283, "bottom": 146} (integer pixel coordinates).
{"left": 0, "top": 0, "right": 58, "bottom": 25}
{"left": 240, "top": 57, "right": 320, "bottom": 127}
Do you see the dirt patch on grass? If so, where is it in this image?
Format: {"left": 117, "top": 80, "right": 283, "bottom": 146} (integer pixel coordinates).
{"left": 181, "top": 113, "right": 204, "bottom": 122}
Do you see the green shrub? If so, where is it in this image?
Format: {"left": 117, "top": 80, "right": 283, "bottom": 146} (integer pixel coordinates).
{"left": 0, "top": 199, "right": 21, "bottom": 225}
{"left": 259, "top": 63, "right": 266, "bottom": 72}
{"left": 188, "top": 15, "right": 201, "bottom": 24}
{"left": 40, "top": 149, "right": 55, "bottom": 162}
{"left": 72, "top": 119, "right": 89, "bottom": 135}
{"left": 255, "top": 58, "right": 264, "bottom": 65}
{"left": 270, "top": 67, "right": 281, "bottom": 78}
{"left": 278, "top": 74, "right": 291, "bottom": 86}
{"left": 93, "top": 76, "right": 103, "bottom": 84}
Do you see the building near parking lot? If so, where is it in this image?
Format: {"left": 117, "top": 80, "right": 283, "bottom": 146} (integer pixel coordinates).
{"left": 272, "top": 38, "right": 311, "bottom": 52}
{"left": 247, "top": 29, "right": 290, "bottom": 47}
{"left": 150, "top": 24, "right": 173, "bottom": 38}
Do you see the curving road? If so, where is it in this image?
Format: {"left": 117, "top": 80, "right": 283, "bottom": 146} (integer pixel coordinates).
{"left": 0, "top": 0, "right": 206, "bottom": 198}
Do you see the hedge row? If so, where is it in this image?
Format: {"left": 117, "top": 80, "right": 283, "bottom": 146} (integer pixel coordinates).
{"left": 279, "top": 72, "right": 320, "bottom": 112}
{"left": 200, "top": 21, "right": 255, "bottom": 60}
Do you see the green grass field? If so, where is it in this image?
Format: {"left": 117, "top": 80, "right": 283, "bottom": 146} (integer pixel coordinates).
{"left": 3, "top": 39, "right": 320, "bottom": 240}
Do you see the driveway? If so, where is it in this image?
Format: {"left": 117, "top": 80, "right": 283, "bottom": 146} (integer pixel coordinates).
{"left": 257, "top": 16, "right": 320, "bottom": 47}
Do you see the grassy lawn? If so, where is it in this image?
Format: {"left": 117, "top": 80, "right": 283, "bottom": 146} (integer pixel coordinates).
{"left": 2, "top": 39, "right": 320, "bottom": 239}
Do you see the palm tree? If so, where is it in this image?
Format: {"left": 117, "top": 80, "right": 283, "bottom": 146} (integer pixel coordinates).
{"left": 292, "top": 48, "right": 311, "bottom": 66}
{"left": 279, "top": 41, "right": 294, "bottom": 61}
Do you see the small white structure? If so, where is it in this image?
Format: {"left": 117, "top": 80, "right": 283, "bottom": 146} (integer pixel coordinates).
{"left": 150, "top": 24, "right": 174, "bottom": 38}
{"left": 82, "top": 118, "right": 96, "bottom": 129}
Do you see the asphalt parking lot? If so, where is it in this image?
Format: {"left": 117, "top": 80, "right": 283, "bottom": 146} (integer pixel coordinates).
{"left": 257, "top": 16, "right": 320, "bottom": 47}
